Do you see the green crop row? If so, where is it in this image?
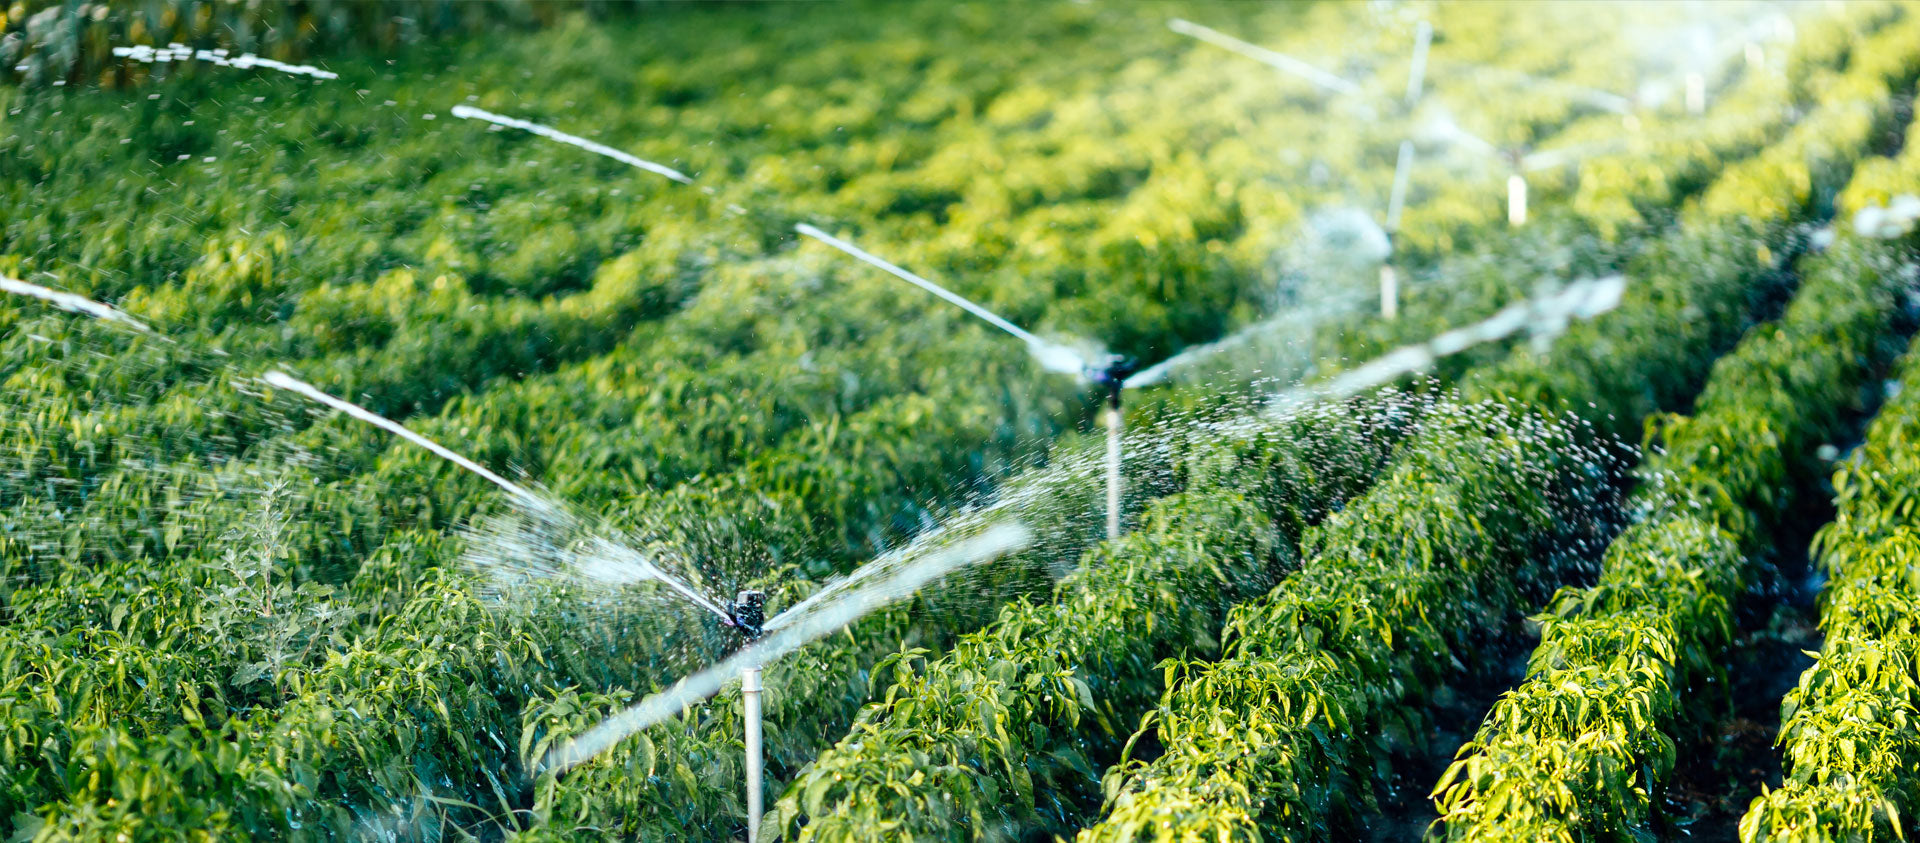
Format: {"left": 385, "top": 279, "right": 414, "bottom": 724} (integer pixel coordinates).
{"left": 1081, "top": 397, "right": 1620, "bottom": 842}
{"left": 754, "top": 395, "right": 1421, "bottom": 842}
{"left": 1428, "top": 90, "right": 1920, "bottom": 838}
{"left": 1072, "top": 18, "right": 1911, "bottom": 836}
{"left": 0, "top": 2, "right": 1882, "bottom": 841}
{"left": 1072, "top": 232, "right": 1745, "bottom": 842}
{"left": 1735, "top": 137, "right": 1920, "bottom": 841}
{"left": 1734, "top": 354, "right": 1920, "bottom": 840}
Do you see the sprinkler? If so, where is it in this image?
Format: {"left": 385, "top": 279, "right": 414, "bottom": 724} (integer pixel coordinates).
{"left": 1085, "top": 354, "right": 1140, "bottom": 407}
{"left": 541, "top": 526, "right": 1034, "bottom": 841}
{"left": 725, "top": 589, "right": 768, "bottom": 640}
{"left": 801, "top": 220, "right": 1361, "bottom": 539}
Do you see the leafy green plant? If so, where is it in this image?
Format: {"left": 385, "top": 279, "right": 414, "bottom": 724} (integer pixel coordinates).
{"left": 1431, "top": 231, "right": 1919, "bottom": 839}
{"left": 1737, "top": 331, "right": 1920, "bottom": 840}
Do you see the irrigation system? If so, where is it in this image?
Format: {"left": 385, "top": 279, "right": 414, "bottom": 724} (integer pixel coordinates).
{"left": 4, "top": 10, "right": 1843, "bottom": 840}
{"left": 793, "top": 220, "right": 1270, "bottom": 540}
{"left": 543, "top": 523, "right": 1034, "bottom": 842}
{"left": 8, "top": 244, "right": 1627, "bottom": 843}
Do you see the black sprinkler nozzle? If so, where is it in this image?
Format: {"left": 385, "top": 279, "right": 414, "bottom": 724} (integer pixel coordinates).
{"left": 727, "top": 589, "right": 767, "bottom": 640}
{"left": 1085, "top": 354, "right": 1138, "bottom": 408}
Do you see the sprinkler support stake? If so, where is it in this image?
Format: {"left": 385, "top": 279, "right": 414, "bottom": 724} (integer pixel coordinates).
{"left": 1086, "top": 356, "right": 1138, "bottom": 539}
{"left": 725, "top": 589, "right": 769, "bottom": 843}
{"left": 1380, "top": 263, "right": 1399, "bottom": 320}
{"left": 1106, "top": 399, "right": 1122, "bottom": 540}
{"left": 742, "top": 665, "right": 764, "bottom": 843}
{"left": 1508, "top": 171, "right": 1529, "bottom": 226}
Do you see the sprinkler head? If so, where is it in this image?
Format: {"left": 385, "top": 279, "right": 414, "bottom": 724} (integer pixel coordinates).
{"left": 727, "top": 589, "right": 767, "bottom": 640}
{"left": 1085, "top": 354, "right": 1139, "bottom": 407}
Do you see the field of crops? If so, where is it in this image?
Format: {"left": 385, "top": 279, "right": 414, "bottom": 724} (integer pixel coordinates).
{"left": 6, "top": 1, "right": 1920, "bottom": 841}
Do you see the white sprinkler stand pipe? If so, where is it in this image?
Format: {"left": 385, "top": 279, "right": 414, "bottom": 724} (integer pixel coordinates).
{"left": 743, "top": 666, "right": 764, "bottom": 843}
{"left": 1508, "top": 173, "right": 1529, "bottom": 227}
{"left": 1105, "top": 403, "right": 1123, "bottom": 540}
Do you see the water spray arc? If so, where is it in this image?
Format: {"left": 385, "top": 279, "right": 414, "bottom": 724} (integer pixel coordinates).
{"left": 2, "top": 274, "right": 158, "bottom": 335}
{"left": 257, "top": 371, "right": 735, "bottom": 624}
{"left": 1165, "top": 18, "right": 1361, "bottom": 97}
{"left": 112, "top": 43, "right": 339, "bottom": 79}
{"left": 446, "top": 104, "right": 755, "bottom": 216}
{"left": 1264, "top": 273, "right": 1629, "bottom": 417}
{"left": 450, "top": 105, "right": 694, "bottom": 185}
{"left": 794, "top": 223, "right": 1134, "bottom": 538}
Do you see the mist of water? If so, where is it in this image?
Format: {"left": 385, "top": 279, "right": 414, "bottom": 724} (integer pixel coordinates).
{"left": 462, "top": 505, "right": 732, "bottom": 623}
{"left": 1521, "top": 138, "right": 1629, "bottom": 173}
{"left": 764, "top": 440, "right": 1100, "bottom": 634}
{"left": 1123, "top": 294, "right": 1368, "bottom": 390}
{"left": 1855, "top": 195, "right": 1920, "bottom": 240}
{"left": 1416, "top": 105, "right": 1503, "bottom": 160}
{"left": 1125, "top": 207, "right": 1389, "bottom": 390}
